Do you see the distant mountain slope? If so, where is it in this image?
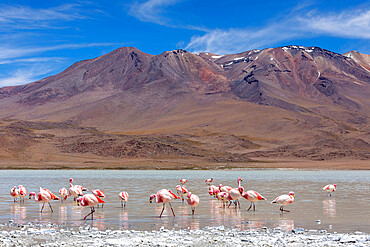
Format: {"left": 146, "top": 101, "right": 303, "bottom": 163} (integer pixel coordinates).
{"left": 0, "top": 46, "right": 369, "bottom": 164}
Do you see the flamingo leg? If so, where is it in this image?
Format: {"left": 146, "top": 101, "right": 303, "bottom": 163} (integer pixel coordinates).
{"left": 169, "top": 202, "right": 175, "bottom": 217}
{"left": 253, "top": 203, "right": 256, "bottom": 211}
{"left": 40, "top": 203, "right": 45, "bottom": 213}
{"left": 192, "top": 208, "right": 195, "bottom": 215}
{"left": 247, "top": 203, "right": 252, "bottom": 211}
{"left": 124, "top": 201, "right": 126, "bottom": 208}
{"left": 159, "top": 203, "right": 165, "bottom": 218}
{"left": 238, "top": 200, "right": 241, "bottom": 209}
{"left": 102, "top": 203, "right": 104, "bottom": 208}
{"left": 121, "top": 201, "right": 123, "bottom": 208}
{"left": 48, "top": 202, "right": 53, "bottom": 212}
{"left": 83, "top": 207, "right": 95, "bottom": 220}
{"left": 227, "top": 201, "right": 233, "bottom": 208}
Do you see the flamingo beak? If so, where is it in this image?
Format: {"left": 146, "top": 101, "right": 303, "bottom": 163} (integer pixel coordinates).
{"left": 149, "top": 198, "right": 153, "bottom": 203}
{"left": 28, "top": 195, "right": 31, "bottom": 199}
{"left": 77, "top": 201, "right": 80, "bottom": 206}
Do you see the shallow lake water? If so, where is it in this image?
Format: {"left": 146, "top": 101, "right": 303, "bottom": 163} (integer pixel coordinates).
{"left": 1, "top": 170, "right": 369, "bottom": 233}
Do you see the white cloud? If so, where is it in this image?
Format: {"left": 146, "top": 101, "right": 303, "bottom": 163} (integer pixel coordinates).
{"left": 0, "top": 43, "right": 119, "bottom": 60}
{"left": 299, "top": 9, "right": 370, "bottom": 38}
{"left": 0, "top": 4, "right": 87, "bottom": 30}
{"left": 129, "top": 0, "right": 179, "bottom": 25}
{"left": 129, "top": 0, "right": 207, "bottom": 31}
{"left": 185, "top": 8, "right": 370, "bottom": 54}
{"left": 0, "top": 66, "right": 53, "bottom": 87}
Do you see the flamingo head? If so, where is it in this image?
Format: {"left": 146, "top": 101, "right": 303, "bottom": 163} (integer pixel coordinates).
{"left": 149, "top": 194, "right": 156, "bottom": 203}
{"left": 176, "top": 185, "right": 181, "bottom": 189}
{"left": 333, "top": 184, "right": 337, "bottom": 188}
{"left": 18, "top": 185, "right": 23, "bottom": 189}
{"left": 69, "top": 178, "right": 73, "bottom": 183}
{"left": 76, "top": 197, "right": 82, "bottom": 206}
{"left": 238, "top": 177, "right": 242, "bottom": 181}
{"left": 289, "top": 191, "right": 295, "bottom": 197}
{"left": 29, "top": 192, "right": 36, "bottom": 199}
{"left": 187, "top": 192, "right": 192, "bottom": 198}
{"left": 214, "top": 189, "right": 220, "bottom": 195}
{"left": 219, "top": 184, "right": 223, "bottom": 189}
{"left": 238, "top": 186, "right": 244, "bottom": 193}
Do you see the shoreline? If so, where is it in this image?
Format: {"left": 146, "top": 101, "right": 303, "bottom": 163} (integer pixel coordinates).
{"left": 0, "top": 159, "right": 369, "bottom": 170}
{"left": 0, "top": 221, "right": 368, "bottom": 246}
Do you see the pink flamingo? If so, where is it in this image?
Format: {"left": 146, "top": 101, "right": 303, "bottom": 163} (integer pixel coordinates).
{"left": 219, "top": 184, "right": 233, "bottom": 193}
{"left": 119, "top": 191, "right": 129, "bottom": 208}
{"left": 323, "top": 184, "right": 336, "bottom": 197}
{"left": 29, "top": 187, "right": 60, "bottom": 212}
{"left": 176, "top": 185, "right": 189, "bottom": 203}
{"left": 219, "top": 192, "right": 233, "bottom": 208}
{"left": 69, "top": 178, "right": 87, "bottom": 201}
{"left": 205, "top": 177, "right": 213, "bottom": 185}
{"left": 92, "top": 189, "right": 106, "bottom": 208}
{"left": 208, "top": 185, "right": 218, "bottom": 197}
{"left": 59, "top": 187, "right": 68, "bottom": 201}
{"left": 187, "top": 192, "right": 200, "bottom": 215}
{"left": 77, "top": 194, "right": 105, "bottom": 220}
{"left": 10, "top": 186, "right": 19, "bottom": 202}
{"left": 271, "top": 191, "right": 295, "bottom": 212}
{"left": 240, "top": 187, "right": 266, "bottom": 211}
{"left": 149, "top": 189, "right": 180, "bottom": 217}
{"left": 228, "top": 177, "right": 243, "bottom": 208}
{"left": 180, "top": 179, "right": 188, "bottom": 185}
{"left": 18, "top": 185, "right": 27, "bottom": 203}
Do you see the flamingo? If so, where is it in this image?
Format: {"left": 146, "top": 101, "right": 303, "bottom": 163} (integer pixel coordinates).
{"left": 187, "top": 192, "right": 200, "bottom": 215}
{"left": 149, "top": 189, "right": 180, "bottom": 217}
{"left": 119, "top": 191, "right": 129, "bottom": 208}
{"left": 228, "top": 177, "right": 243, "bottom": 208}
{"left": 59, "top": 187, "right": 68, "bottom": 201}
{"left": 323, "top": 184, "right": 336, "bottom": 197}
{"left": 176, "top": 185, "right": 189, "bottom": 203}
{"left": 92, "top": 189, "right": 106, "bottom": 208}
{"left": 219, "top": 192, "right": 233, "bottom": 208}
{"left": 219, "top": 184, "right": 233, "bottom": 193}
{"left": 10, "top": 186, "right": 19, "bottom": 202}
{"left": 18, "top": 185, "right": 27, "bottom": 203}
{"left": 77, "top": 194, "right": 105, "bottom": 220}
{"left": 240, "top": 187, "right": 266, "bottom": 211}
{"left": 180, "top": 179, "right": 188, "bottom": 185}
{"left": 208, "top": 185, "right": 218, "bottom": 197}
{"left": 271, "top": 191, "right": 295, "bottom": 212}
{"left": 205, "top": 177, "right": 213, "bottom": 185}
{"left": 29, "top": 187, "right": 60, "bottom": 212}
{"left": 69, "top": 178, "right": 87, "bottom": 201}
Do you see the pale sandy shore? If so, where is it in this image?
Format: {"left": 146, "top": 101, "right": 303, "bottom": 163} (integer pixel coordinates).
{"left": 0, "top": 222, "right": 369, "bottom": 246}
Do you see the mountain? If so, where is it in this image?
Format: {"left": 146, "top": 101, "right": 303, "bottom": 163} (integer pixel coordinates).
{"left": 0, "top": 46, "right": 369, "bottom": 168}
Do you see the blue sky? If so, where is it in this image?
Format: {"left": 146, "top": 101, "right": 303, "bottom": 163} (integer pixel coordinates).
{"left": 0, "top": 0, "right": 369, "bottom": 87}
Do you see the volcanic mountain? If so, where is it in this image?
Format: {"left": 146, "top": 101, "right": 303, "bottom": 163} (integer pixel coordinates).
{"left": 0, "top": 46, "right": 369, "bottom": 169}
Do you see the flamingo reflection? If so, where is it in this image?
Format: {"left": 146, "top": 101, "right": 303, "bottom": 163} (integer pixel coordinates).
{"left": 323, "top": 199, "right": 336, "bottom": 217}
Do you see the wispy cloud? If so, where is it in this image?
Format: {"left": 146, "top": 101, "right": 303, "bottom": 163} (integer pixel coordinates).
{"left": 185, "top": 8, "right": 370, "bottom": 54}
{"left": 300, "top": 9, "right": 370, "bottom": 38}
{"left": 0, "top": 4, "right": 87, "bottom": 30}
{"left": 129, "top": 0, "right": 207, "bottom": 31}
{"left": 129, "top": 0, "right": 179, "bottom": 25}
{"left": 0, "top": 43, "right": 119, "bottom": 61}
{"left": 0, "top": 65, "right": 54, "bottom": 87}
